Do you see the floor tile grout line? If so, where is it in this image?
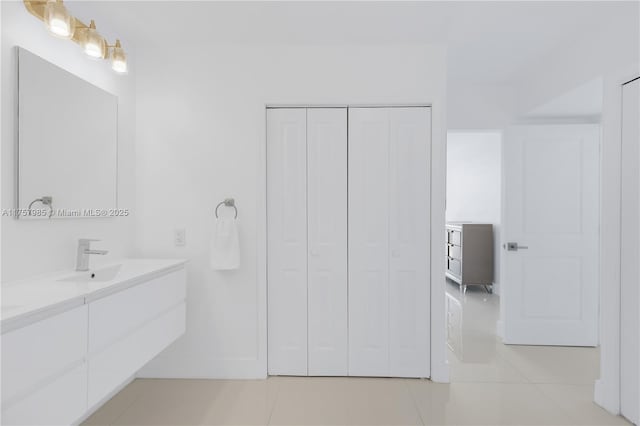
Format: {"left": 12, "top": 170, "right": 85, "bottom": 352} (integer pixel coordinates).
{"left": 405, "top": 379, "right": 428, "bottom": 426}
{"left": 266, "top": 378, "right": 281, "bottom": 426}
{"left": 490, "top": 346, "right": 536, "bottom": 385}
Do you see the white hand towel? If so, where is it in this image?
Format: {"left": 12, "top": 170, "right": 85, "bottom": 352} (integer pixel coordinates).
{"left": 210, "top": 217, "right": 240, "bottom": 270}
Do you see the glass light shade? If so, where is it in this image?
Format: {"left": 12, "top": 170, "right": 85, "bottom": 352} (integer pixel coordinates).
{"left": 44, "top": 0, "right": 75, "bottom": 39}
{"left": 82, "top": 26, "right": 106, "bottom": 59}
{"left": 111, "top": 45, "right": 127, "bottom": 74}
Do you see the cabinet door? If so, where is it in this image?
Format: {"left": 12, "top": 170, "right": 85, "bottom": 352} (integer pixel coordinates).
{"left": 267, "top": 108, "right": 308, "bottom": 375}
{"left": 307, "top": 108, "right": 348, "bottom": 376}
{"left": 388, "top": 107, "right": 431, "bottom": 377}
{"left": 348, "top": 108, "right": 391, "bottom": 376}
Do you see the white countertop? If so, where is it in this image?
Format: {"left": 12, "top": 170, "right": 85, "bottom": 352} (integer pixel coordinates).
{"left": 1, "top": 258, "right": 187, "bottom": 334}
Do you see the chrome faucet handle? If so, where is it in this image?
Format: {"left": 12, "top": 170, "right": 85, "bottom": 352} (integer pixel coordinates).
{"left": 78, "top": 239, "right": 101, "bottom": 249}
{"left": 76, "top": 239, "right": 106, "bottom": 271}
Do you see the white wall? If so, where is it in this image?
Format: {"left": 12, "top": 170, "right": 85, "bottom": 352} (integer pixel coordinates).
{"left": 135, "top": 43, "right": 448, "bottom": 379}
{"left": 446, "top": 132, "right": 502, "bottom": 292}
{"left": 514, "top": 5, "right": 639, "bottom": 117}
{"left": 448, "top": 83, "right": 515, "bottom": 130}
{"left": 0, "top": 1, "right": 136, "bottom": 281}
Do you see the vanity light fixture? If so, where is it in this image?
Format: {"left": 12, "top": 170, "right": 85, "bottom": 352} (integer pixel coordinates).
{"left": 43, "top": 0, "right": 74, "bottom": 39}
{"left": 110, "top": 40, "right": 128, "bottom": 74}
{"left": 23, "top": 0, "right": 128, "bottom": 74}
{"left": 80, "top": 20, "right": 106, "bottom": 59}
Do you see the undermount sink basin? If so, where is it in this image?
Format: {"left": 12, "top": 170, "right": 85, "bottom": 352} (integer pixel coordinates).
{"left": 58, "top": 264, "right": 122, "bottom": 283}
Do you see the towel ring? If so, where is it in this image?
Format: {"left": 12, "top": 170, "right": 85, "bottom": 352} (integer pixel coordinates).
{"left": 28, "top": 196, "right": 53, "bottom": 218}
{"left": 215, "top": 198, "right": 238, "bottom": 219}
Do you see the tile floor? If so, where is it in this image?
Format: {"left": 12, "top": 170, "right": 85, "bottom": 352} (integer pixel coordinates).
{"left": 83, "top": 281, "right": 629, "bottom": 425}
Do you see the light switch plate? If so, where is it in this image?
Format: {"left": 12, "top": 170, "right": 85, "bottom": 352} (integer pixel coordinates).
{"left": 174, "top": 227, "right": 186, "bottom": 247}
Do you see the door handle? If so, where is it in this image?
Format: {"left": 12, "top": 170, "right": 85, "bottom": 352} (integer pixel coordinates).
{"left": 505, "top": 242, "right": 528, "bottom": 251}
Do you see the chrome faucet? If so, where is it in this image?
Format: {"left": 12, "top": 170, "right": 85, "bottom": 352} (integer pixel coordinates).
{"left": 76, "top": 239, "right": 109, "bottom": 271}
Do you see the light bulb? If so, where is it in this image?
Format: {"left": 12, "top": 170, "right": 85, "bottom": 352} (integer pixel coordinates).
{"left": 82, "top": 21, "right": 105, "bottom": 59}
{"left": 44, "top": 0, "right": 75, "bottom": 39}
{"left": 111, "top": 40, "right": 128, "bottom": 74}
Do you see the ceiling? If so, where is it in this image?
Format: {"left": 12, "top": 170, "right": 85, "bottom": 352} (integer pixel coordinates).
{"left": 68, "top": 1, "right": 638, "bottom": 85}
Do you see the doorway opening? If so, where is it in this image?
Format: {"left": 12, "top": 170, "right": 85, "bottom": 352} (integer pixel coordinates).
{"left": 445, "top": 131, "right": 503, "bottom": 377}
{"left": 445, "top": 127, "right": 604, "bottom": 398}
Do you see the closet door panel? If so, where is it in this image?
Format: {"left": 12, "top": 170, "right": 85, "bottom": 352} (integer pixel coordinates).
{"left": 307, "top": 108, "right": 348, "bottom": 376}
{"left": 388, "top": 107, "right": 431, "bottom": 377}
{"left": 267, "top": 108, "right": 308, "bottom": 375}
{"left": 348, "top": 108, "right": 390, "bottom": 376}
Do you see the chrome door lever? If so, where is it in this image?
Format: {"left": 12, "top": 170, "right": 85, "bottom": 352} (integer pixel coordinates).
{"left": 505, "top": 242, "right": 528, "bottom": 251}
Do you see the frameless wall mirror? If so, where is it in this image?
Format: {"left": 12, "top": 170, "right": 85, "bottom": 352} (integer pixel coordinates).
{"left": 17, "top": 47, "right": 118, "bottom": 220}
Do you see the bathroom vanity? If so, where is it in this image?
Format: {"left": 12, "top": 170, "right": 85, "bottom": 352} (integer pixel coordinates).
{"left": 1, "top": 259, "right": 187, "bottom": 425}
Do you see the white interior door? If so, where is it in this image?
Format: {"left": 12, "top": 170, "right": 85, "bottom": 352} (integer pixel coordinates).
{"left": 349, "top": 107, "right": 431, "bottom": 377}
{"left": 307, "top": 108, "right": 348, "bottom": 376}
{"left": 502, "top": 124, "right": 600, "bottom": 346}
{"left": 620, "top": 77, "right": 639, "bottom": 425}
{"left": 267, "top": 108, "right": 308, "bottom": 375}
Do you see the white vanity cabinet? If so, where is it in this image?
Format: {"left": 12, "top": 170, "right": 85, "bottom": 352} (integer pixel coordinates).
{"left": 1, "top": 260, "right": 187, "bottom": 426}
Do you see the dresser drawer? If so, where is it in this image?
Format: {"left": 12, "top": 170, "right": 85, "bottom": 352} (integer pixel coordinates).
{"left": 447, "top": 244, "right": 461, "bottom": 259}
{"left": 448, "top": 230, "right": 461, "bottom": 246}
{"left": 447, "top": 258, "right": 461, "bottom": 277}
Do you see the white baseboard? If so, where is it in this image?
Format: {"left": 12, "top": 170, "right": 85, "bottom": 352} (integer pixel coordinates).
{"left": 430, "top": 358, "right": 450, "bottom": 383}
{"left": 594, "top": 379, "right": 621, "bottom": 416}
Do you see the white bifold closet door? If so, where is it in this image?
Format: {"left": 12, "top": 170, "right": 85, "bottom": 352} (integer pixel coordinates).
{"left": 267, "top": 108, "right": 348, "bottom": 376}
{"left": 307, "top": 109, "right": 348, "bottom": 375}
{"left": 348, "top": 107, "right": 431, "bottom": 378}
{"left": 267, "top": 108, "right": 308, "bottom": 376}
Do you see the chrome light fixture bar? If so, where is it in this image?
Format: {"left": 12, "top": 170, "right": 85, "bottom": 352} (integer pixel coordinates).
{"left": 23, "top": 0, "right": 128, "bottom": 74}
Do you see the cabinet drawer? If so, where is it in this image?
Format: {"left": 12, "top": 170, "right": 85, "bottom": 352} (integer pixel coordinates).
{"left": 448, "top": 258, "right": 461, "bottom": 277}
{"left": 448, "top": 230, "right": 461, "bottom": 246}
{"left": 447, "top": 244, "right": 461, "bottom": 259}
{"left": 88, "top": 302, "right": 186, "bottom": 407}
{"left": 2, "top": 364, "right": 87, "bottom": 426}
{"left": 88, "top": 268, "right": 186, "bottom": 354}
{"left": 1, "top": 305, "right": 87, "bottom": 404}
